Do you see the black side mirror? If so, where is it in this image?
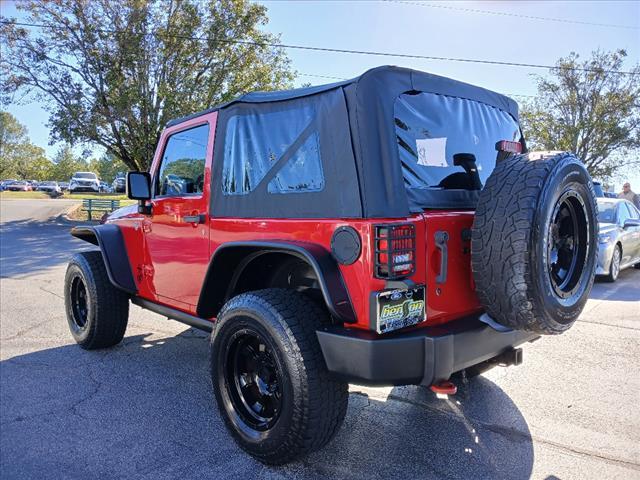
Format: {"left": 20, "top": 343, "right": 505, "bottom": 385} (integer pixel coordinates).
{"left": 623, "top": 218, "right": 640, "bottom": 229}
{"left": 126, "top": 172, "right": 151, "bottom": 200}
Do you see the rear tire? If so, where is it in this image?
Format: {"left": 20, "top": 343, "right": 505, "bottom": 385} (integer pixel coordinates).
{"left": 210, "top": 289, "right": 348, "bottom": 464}
{"left": 471, "top": 152, "right": 598, "bottom": 335}
{"left": 64, "top": 251, "right": 129, "bottom": 349}
{"left": 603, "top": 244, "right": 622, "bottom": 282}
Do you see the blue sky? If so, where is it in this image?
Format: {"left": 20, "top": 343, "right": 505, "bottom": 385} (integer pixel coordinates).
{"left": 2, "top": 0, "right": 639, "bottom": 189}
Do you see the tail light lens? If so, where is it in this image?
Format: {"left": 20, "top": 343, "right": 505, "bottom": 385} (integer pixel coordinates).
{"left": 374, "top": 224, "right": 416, "bottom": 279}
{"left": 495, "top": 140, "right": 523, "bottom": 153}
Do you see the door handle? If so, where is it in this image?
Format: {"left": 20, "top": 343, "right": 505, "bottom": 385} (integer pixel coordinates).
{"left": 183, "top": 214, "right": 206, "bottom": 224}
{"left": 434, "top": 231, "right": 449, "bottom": 284}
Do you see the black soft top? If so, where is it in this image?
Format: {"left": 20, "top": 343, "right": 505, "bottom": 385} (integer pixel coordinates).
{"left": 168, "top": 66, "right": 520, "bottom": 218}
{"left": 167, "top": 66, "right": 518, "bottom": 126}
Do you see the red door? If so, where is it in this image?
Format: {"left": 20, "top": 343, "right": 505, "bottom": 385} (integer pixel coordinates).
{"left": 143, "top": 113, "right": 216, "bottom": 313}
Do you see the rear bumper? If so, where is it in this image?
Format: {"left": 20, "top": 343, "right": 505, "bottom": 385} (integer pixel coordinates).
{"left": 316, "top": 314, "right": 539, "bottom": 386}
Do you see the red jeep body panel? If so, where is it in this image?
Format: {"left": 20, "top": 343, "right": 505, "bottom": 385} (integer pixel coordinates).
{"left": 113, "top": 137, "right": 480, "bottom": 332}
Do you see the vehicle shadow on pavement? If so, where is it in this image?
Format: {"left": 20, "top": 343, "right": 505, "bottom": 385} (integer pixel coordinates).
{"left": 303, "top": 381, "right": 534, "bottom": 479}
{"left": 0, "top": 328, "right": 533, "bottom": 479}
{"left": 0, "top": 219, "right": 89, "bottom": 278}
{"left": 590, "top": 269, "right": 640, "bottom": 302}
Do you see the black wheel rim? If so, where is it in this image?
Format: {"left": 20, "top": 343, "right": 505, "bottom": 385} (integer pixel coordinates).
{"left": 224, "top": 328, "right": 283, "bottom": 431}
{"left": 546, "top": 190, "right": 590, "bottom": 299}
{"left": 70, "top": 276, "right": 89, "bottom": 329}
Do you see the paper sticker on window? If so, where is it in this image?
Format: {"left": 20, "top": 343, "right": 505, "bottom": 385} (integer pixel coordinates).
{"left": 416, "top": 138, "right": 447, "bottom": 167}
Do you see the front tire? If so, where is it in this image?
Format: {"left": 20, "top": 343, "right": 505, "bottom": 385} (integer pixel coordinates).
{"left": 64, "top": 251, "right": 129, "bottom": 349}
{"left": 210, "top": 289, "right": 348, "bottom": 465}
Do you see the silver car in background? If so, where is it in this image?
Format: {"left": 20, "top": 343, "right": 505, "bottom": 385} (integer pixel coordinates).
{"left": 596, "top": 198, "right": 640, "bottom": 282}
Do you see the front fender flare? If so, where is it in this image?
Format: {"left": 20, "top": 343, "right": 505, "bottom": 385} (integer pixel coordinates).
{"left": 70, "top": 225, "right": 137, "bottom": 294}
{"left": 196, "top": 241, "right": 356, "bottom": 323}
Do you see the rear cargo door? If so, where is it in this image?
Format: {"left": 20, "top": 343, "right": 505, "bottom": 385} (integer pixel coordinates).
{"left": 421, "top": 211, "right": 482, "bottom": 324}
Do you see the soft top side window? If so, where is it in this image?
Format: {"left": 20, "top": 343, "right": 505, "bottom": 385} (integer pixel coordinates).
{"left": 156, "top": 123, "right": 209, "bottom": 197}
{"left": 221, "top": 105, "right": 324, "bottom": 195}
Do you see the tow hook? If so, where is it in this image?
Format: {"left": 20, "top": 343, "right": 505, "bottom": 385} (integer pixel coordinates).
{"left": 430, "top": 380, "right": 457, "bottom": 395}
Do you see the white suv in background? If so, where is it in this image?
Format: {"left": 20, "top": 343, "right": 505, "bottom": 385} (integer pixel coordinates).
{"left": 69, "top": 172, "right": 100, "bottom": 193}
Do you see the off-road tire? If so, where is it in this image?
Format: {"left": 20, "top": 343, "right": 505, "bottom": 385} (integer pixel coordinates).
{"left": 471, "top": 152, "right": 598, "bottom": 335}
{"left": 64, "top": 251, "right": 129, "bottom": 349}
{"left": 210, "top": 289, "right": 348, "bottom": 465}
{"left": 602, "top": 244, "right": 622, "bottom": 282}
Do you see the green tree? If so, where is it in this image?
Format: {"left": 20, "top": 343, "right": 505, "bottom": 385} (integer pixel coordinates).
{"left": 1, "top": 0, "right": 294, "bottom": 172}
{"left": 51, "top": 144, "right": 86, "bottom": 181}
{"left": 0, "top": 111, "right": 52, "bottom": 180}
{"left": 521, "top": 49, "right": 640, "bottom": 178}
{"left": 88, "top": 153, "right": 128, "bottom": 183}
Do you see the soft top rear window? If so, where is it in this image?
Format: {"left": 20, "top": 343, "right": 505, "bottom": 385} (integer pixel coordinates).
{"left": 394, "top": 92, "right": 520, "bottom": 193}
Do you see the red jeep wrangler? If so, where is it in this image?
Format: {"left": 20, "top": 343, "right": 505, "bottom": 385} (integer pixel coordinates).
{"left": 65, "top": 66, "right": 598, "bottom": 464}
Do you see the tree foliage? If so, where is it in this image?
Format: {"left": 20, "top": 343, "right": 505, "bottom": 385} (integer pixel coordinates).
{"left": 50, "top": 144, "right": 88, "bottom": 181}
{"left": 88, "top": 153, "right": 128, "bottom": 183}
{"left": 520, "top": 50, "right": 640, "bottom": 179}
{"left": 0, "top": 111, "right": 52, "bottom": 180}
{"left": 1, "top": 0, "right": 294, "bottom": 172}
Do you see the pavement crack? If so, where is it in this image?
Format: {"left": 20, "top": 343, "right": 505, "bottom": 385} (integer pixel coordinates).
{"left": 39, "top": 285, "right": 64, "bottom": 300}
{"left": 2, "top": 319, "right": 50, "bottom": 341}
{"left": 577, "top": 319, "right": 640, "bottom": 331}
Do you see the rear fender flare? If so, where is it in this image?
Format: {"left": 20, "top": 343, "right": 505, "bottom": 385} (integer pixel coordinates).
{"left": 196, "top": 241, "right": 356, "bottom": 323}
{"left": 70, "top": 225, "right": 137, "bottom": 294}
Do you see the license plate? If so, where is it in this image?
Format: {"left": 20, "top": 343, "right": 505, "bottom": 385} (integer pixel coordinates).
{"left": 375, "top": 286, "right": 426, "bottom": 334}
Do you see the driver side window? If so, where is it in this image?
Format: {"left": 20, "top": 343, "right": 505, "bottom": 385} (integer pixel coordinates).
{"left": 156, "top": 124, "right": 209, "bottom": 197}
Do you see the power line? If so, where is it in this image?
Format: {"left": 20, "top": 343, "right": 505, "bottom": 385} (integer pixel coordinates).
{"left": 383, "top": 0, "right": 639, "bottom": 30}
{"left": 261, "top": 0, "right": 639, "bottom": 30}
{"left": 2, "top": 20, "right": 638, "bottom": 75}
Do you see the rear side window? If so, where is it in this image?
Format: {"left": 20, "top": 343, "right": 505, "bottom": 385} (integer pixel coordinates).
{"left": 157, "top": 124, "right": 209, "bottom": 196}
{"left": 221, "top": 106, "right": 324, "bottom": 195}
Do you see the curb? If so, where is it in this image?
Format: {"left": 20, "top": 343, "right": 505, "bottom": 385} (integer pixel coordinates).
{"left": 55, "top": 203, "right": 96, "bottom": 226}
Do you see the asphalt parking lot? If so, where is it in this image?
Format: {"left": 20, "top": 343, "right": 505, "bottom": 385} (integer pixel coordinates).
{"left": 1, "top": 199, "right": 639, "bottom": 479}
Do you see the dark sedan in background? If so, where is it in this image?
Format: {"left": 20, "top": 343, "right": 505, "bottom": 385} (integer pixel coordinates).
{"left": 5, "top": 181, "right": 33, "bottom": 192}
{"left": 597, "top": 198, "right": 640, "bottom": 281}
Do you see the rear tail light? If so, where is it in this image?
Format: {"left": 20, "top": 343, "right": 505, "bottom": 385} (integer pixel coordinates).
{"left": 374, "top": 224, "right": 416, "bottom": 279}
{"left": 495, "top": 140, "right": 523, "bottom": 153}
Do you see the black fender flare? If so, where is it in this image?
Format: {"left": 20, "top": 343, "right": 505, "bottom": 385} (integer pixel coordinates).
{"left": 196, "top": 241, "right": 356, "bottom": 323}
{"left": 70, "top": 225, "right": 137, "bottom": 294}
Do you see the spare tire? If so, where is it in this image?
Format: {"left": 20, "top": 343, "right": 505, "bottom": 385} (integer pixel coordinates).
{"left": 471, "top": 152, "right": 598, "bottom": 334}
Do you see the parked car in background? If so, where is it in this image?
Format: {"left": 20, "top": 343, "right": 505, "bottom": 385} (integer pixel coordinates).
{"left": 593, "top": 181, "right": 604, "bottom": 197}
{"left": 596, "top": 198, "right": 640, "bottom": 282}
{"left": 112, "top": 172, "right": 126, "bottom": 193}
{"left": 5, "top": 181, "right": 33, "bottom": 192}
{"left": 69, "top": 172, "right": 100, "bottom": 193}
{"left": 59, "top": 181, "right": 69, "bottom": 191}
{"left": 99, "top": 181, "right": 112, "bottom": 193}
{"left": 0, "top": 179, "right": 18, "bottom": 191}
{"left": 36, "top": 181, "right": 62, "bottom": 194}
